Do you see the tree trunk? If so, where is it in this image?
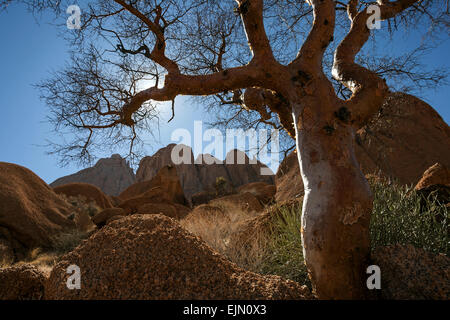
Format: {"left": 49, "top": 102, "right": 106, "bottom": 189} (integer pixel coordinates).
{"left": 294, "top": 108, "right": 373, "bottom": 299}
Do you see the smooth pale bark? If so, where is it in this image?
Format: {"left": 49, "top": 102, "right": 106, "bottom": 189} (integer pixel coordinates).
{"left": 293, "top": 104, "right": 373, "bottom": 299}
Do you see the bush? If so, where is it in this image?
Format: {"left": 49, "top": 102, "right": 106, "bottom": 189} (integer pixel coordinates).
{"left": 259, "top": 177, "right": 448, "bottom": 285}
{"left": 260, "top": 203, "right": 311, "bottom": 288}
{"left": 51, "top": 230, "right": 89, "bottom": 255}
{"left": 58, "top": 194, "right": 101, "bottom": 218}
{"left": 369, "top": 177, "right": 449, "bottom": 255}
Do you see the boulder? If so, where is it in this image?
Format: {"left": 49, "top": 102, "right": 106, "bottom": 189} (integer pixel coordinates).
{"left": 210, "top": 192, "right": 263, "bottom": 213}
{"left": 119, "top": 165, "right": 187, "bottom": 205}
{"left": 0, "top": 162, "right": 75, "bottom": 255}
{"left": 276, "top": 93, "right": 450, "bottom": 202}
{"left": 191, "top": 191, "right": 218, "bottom": 207}
{"left": 238, "top": 182, "right": 276, "bottom": 205}
{"left": 415, "top": 163, "right": 450, "bottom": 190}
{"left": 45, "top": 215, "right": 311, "bottom": 299}
{"left": 92, "top": 208, "right": 126, "bottom": 228}
{"left": 372, "top": 244, "right": 450, "bottom": 300}
{"left": 136, "top": 202, "right": 190, "bottom": 220}
{"left": 414, "top": 163, "right": 450, "bottom": 205}
{"left": 50, "top": 154, "right": 136, "bottom": 196}
{"left": 0, "top": 264, "right": 46, "bottom": 300}
{"left": 53, "top": 182, "right": 113, "bottom": 209}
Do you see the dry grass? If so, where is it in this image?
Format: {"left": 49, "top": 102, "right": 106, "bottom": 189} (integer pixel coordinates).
{"left": 180, "top": 200, "right": 267, "bottom": 272}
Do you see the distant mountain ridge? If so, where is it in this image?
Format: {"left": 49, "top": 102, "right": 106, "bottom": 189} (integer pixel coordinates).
{"left": 50, "top": 147, "right": 275, "bottom": 200}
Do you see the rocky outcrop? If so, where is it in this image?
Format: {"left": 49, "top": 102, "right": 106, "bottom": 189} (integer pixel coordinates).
{"left": 136, "top": 202, "right": 190, "bottom": 220}
{"left": 0, "top": 264, "right": 46, "bottom": 300}
{"left": 414, "top": 163, "right": 450, "bottom": 206}
{"left": 415, "top": 163, "right": 450, "bottom": 190}
{"left": 53, "top": 183, "right": 113, "bottom": 209}
{"left": 45, "top": 215, "right": 311, "bottom": 299}
{"left": 210, "top": 192, "right": 263, "bottom": 213}
{"left": 0, "top": 162, "right": 75, "bottom": 258}
{"left": 136, "top": 144, "right": 275, "bottom": 202}
{"left": 50, "top": 154, "right": 136, "bottom": 196}
{"left": 119, "top": 165, "right": 187, "bottom": 205}
{"left": 238, "top": 182, "right": 276, "bottom": 205}
{"left": 92, "top": 208, "right": 126, "bottom": 228}
{"left": 355, "top": 93, "right": 450, "bottom": 184}
{"left": 372, "top": 244, "right": 450, "bottom": 300}
{"left": 276, "top": 93, "right": 450, "bottom": 202}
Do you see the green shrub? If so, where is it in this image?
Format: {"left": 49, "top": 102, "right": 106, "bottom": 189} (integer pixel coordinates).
{"left": 260, "top": 177, "right": 448, "bottom": 284}
{"left": 51, "top": 230, "right": 89, "bottom": 255}
{"left": 369, "top": 177, "right": 448, "bottom": 255}
{"left": 215, "top": 176, "right": 228, "bottom": 196}
{"left": 260, "top": 204, "right": 311, "bottom": 288}
{"left": 59, "top": 194, "right": 101, "bottom": 218}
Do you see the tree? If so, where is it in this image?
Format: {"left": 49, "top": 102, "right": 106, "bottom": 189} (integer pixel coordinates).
{"left": 2, "top": 0, "right": 448, "bottom": 298}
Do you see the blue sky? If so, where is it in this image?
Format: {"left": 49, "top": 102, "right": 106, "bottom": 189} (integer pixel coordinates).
{"left": 0, "top": 3, "right": 448, "bottom": 184}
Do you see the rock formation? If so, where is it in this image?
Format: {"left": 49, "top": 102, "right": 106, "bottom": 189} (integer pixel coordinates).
{"left": 276, "top": 93, "right": 450, "bottom": 202}
{"left": 45, "top": 214, "right": 311, "bottom": 299}
{"left": 53, "top": 182, "right": 113, "bottom": 209}
{"left": 136, "top": 144, "right": 275, "bottom": 202}
{"left": 0, "top": 162, "right": 75, "bottom": 259}
{"left": 372, "top": 244, "right": 450, "bottom": 300}
{"left": 50, "top": 154, "right": 136, "bottom": 196}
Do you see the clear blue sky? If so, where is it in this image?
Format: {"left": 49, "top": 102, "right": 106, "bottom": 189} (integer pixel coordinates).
{"left": 0, "top": 4, "right": 448, "bottom": 184}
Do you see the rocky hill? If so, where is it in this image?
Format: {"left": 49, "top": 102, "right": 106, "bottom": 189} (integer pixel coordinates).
{"left": 136, "top": 145, "right": 275, "bottom": 201}
{"left": 276, "top": 92, "right": 450, "bottom": 202}
{"left": 50, "top": 154, "right": 136, "bottom": 196}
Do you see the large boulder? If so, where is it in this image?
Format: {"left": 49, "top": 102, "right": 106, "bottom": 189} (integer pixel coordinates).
{"left": 0, "top": 264, "right": 46, "bottom": 300}
{"left": 0, "top": 162, "right": 75, "bottom": 257}
{"left": 50, "top": 154, "right": 136, "bottom": 196}
{"left": 276, "top": 93, "right": 450, "bottom": 202}
{"left": 414, "top": 163, "right": 450, "bottom": 206}
{"left": 136, "top": 202, "right": 190, "bottom": 220}
{"left": 209, "top": 192, "right": 263, "bottom": 213}
{"left": 45, "top": 215, "right": 311, "bottom": 299}
{"left": 415, "top": 163, "right": 450, "bottom": 190}
{"left": 53, "top": 182, "right": 113, "bottom": 210}
{"left": 92, "top": 208, "right": 126, "bottom": 228}
{"left": 372, "top": 244, "right": 450, "bottom": 300}
{"left": 238, "top": 182, "right": 276, "bottom": 205}
{"left": 119, "top": 165, "right": 187, "bottom": 205}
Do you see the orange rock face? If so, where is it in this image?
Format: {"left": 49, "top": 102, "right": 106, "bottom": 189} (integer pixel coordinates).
{"left": 0, "top": 162, "right": 75, "bottom": 255}
{"left": 414, "top": 163, "right": 450, "bottom": 191}
{"left": 53, "top": 182, "right": 113, "bottom": 209}
{"left": 45, "top": 215, "right": 311, "bottom": 299}
{"left": 92, "top": 208, "right": 126, "bottom": 228}
{"left": 276, "top": 93, "right": 450, "bottom": 202}
{"left": 119, "top": 165, "right": 187, "bottom": 205}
